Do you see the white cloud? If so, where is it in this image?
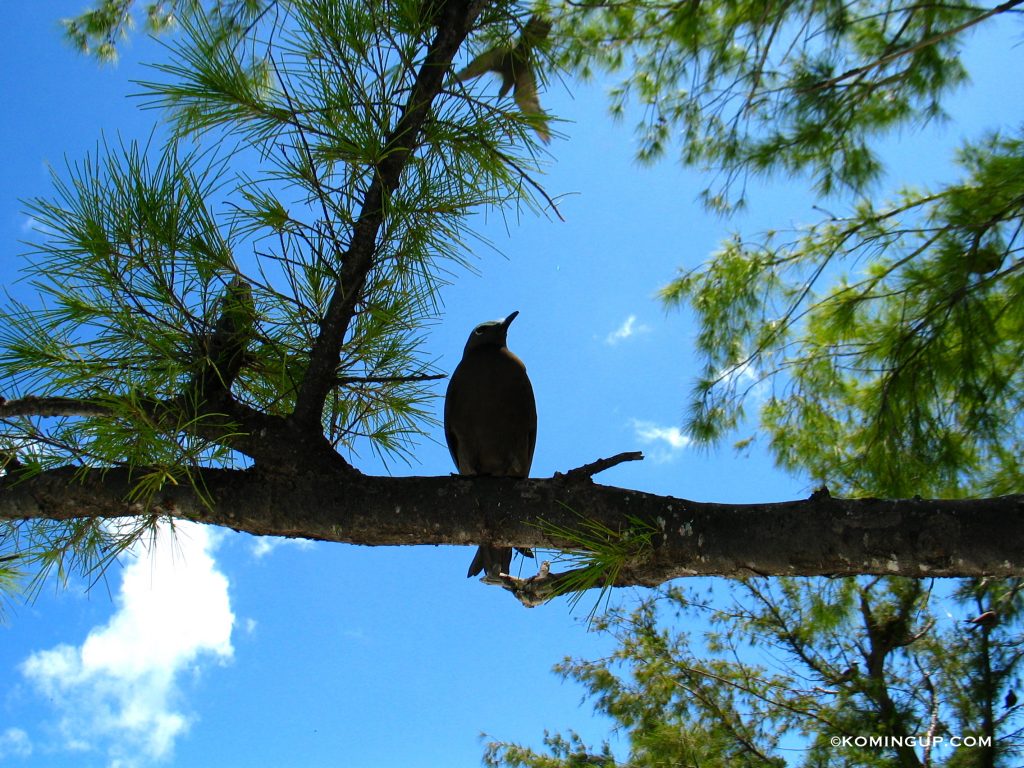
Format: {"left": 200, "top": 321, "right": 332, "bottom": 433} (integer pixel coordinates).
{"left": 20, "top": 522, "right": 234, "bottom": 767}
{"left": 20, "top": 214, "right": 54, "bottom": 235}
{"left": 716, "top": 360, "right": 770, "bottom": 403}
{"left": 249, "top": 534, "right": 315, "bottom": 559}
{"left": 631, "top": 419, "right": 691, "bottom": 462}
{"left": 0, "top": 727, "right": 32, "bottom": 759}
{"left": 719, "top": 360, "right": 759, "bottom": 387}
{"left": 340, "top": 627, "right": 368, "bottom": 643}
{"left": 605, "top": 314, "right": 650, "bottom": 345}
{"left": 632, "top": 419, "right": 691, "bottom": 450}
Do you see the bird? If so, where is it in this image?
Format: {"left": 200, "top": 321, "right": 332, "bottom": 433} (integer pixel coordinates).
{"left": 965, "top": 610, "right": 999, "bottom": 630}
{"left": 455, "top": 15, "right": 552, "bottom": 143}
{"left": 1006, "top": 689, "right": 1018, "bottom": 709}
{"left": 444, "top": 310, "right": 537, "bottom": 578}
{"left": 833, "top": 663, "right": 858, "bottom": 684}
{"left": 196, "top": 276, "right": 255, "bottom": 402}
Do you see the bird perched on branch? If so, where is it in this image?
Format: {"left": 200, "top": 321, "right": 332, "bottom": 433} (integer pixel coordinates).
{"left": 965, "top": 610, "right": 999, "bottom": 629}
{"left": 444, "top": 311, "right": 537, "bottom": 578}
{"left": 195, "top": 275, "right": 255, "bottom": 403}
{"left": 456, "top": 15, "right": 552, "bottom": 143}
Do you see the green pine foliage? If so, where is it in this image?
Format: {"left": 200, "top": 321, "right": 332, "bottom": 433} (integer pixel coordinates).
{"left": 662, "top": 132, "right": 1024, "bottom": 499}
{"left": 471, "top": 2, "right": 1017, "bottom": 766}
{"left": 552, "top": 0, "right": 979, "bottom": 208}
{"left": 7, "top": 0, "right": 547, "bottom": 466}
{"left": 539, "top": 509, "right": 658, "bottom": 616}
{"left": 3, "top": 0, "right": 550, "bottom": 590}
{"left": 62, "top": 1, "right": 270, "bottom": 62}
{"left": 486, "top": 580, "right": 1024, "bottom": 767}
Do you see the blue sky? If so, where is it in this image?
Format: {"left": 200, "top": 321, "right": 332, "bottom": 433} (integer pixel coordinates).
{"left": 1, "top": 3, "right": 1021, "bottom": 767}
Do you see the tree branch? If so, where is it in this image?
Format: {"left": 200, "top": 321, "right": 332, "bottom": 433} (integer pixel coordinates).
{"left": 3, "top": 465, "right": 1022, "bottom": 590}
{"left": 0, "top": 396, "right": 114, "bottom": 419}
{"left": 559, "top": 451, "right": 644, "bottom": 480}
{"left": 292, "top": 0, "right": 486, "bottom": 427}
{"left": 803, "top": 0, "right": 1024, "bottom": 93}
{"left": 336, "top": 373, "right": 446, "bottom": 386}
{"left": 0, "top": 393, "right": 348, "bottom": 477}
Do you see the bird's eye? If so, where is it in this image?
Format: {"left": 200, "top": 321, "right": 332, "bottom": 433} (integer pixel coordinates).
{"left": 474, "top": 328, "right": 484, "bottom": 335}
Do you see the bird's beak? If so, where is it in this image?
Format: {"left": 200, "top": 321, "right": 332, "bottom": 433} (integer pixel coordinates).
{"left": 502, "top": 310, "right": 520, "bottom": 331}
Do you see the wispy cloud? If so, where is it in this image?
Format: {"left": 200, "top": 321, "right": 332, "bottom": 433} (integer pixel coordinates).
{"left": 20, "top": 522, "right": 234, "bottom": 767}
{"left": 605, "top": 314, "right": 650, "bottom": 345}
{"left": 249, "top": 534, "right": 315, "bottom": 559}
{"left": 718, "top": 360, "right": 759, "bottom": 387}
{"left": 716, "top": 360, "right": 770, "bottom": 403}
{"left": 631, "top": 419, "right": 691, "bottom": 462}
{"left": 0, "top": 728, "right": 32, "bottom": 760}
{"left": 20, "top": 215, "right": 51, "bottom": 235}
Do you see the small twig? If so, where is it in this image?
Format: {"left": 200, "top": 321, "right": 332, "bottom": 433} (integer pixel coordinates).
{"left": 0, "top": 451, "right": 24, "bottom": 472}
{"left": 484, "top": 560, "right": 625, "bottom": 608}
{"left": 802, "top": 0, "right": 1024, "bottom": 93}
{"left": 336, "top": 373, "right": 446, "bottom": 385}
{"left": 495, "top": 148, "right": 566, "bottom": 222}
{"left": 0, "top": 396, "right": 114, "bottom": 419}
{"left": 484, "top": 560, "right": 567, "bottom": 607}
{"left": 903, "top": 617, "right": 936, "bottom": 646}
{"left": 558, "top": 451, "right": 644, "bottom": 481}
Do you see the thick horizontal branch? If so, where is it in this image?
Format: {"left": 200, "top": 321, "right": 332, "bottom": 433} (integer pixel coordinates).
{"left": 2, "top": 466, "right": 1022, "bottom": 583}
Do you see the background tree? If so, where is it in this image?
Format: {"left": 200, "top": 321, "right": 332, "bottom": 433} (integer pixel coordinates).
{"left": 541, "top": 0, "right": 1024, "bottom": 496}
{"left": 485, "top": 580, "right": 1024, "bottom": 767}
{"left": 61, "top": 0, "right": 270, "bottom": 62}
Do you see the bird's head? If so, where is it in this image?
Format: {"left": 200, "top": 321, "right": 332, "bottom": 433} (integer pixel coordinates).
{"left": 463, "top": 310, "right": 519, "bottom": 353}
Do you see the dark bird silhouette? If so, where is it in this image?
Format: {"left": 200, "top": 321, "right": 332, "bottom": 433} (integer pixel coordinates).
{"left": 965, "top": 610, "right": 998, "bottom": 630}
{"left": 456, "top": 15, "right": 552, "bottom": 143}
{"left": 196, "top": 276, "right": 255, "bottom": 403}
{"left": 444, "top": 311, "right": 537, "bottom": 577}
{"left": 1006, "top": 689, "right": 1018, "bottom": 709}
{"left": 833, "top": 663, "right": 858, "bottom": 684}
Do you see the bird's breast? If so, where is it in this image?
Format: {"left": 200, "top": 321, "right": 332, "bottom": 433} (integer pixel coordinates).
{"left": 444, "top": 347, "right": 537, "bottom": 477}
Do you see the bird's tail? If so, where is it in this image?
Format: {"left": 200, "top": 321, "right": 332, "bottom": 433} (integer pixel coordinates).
{"left": 466, "top": 545, "right": 534, "bottom": 578}
{"left": 467, "top": 545, "right": 512, "bottom": 578}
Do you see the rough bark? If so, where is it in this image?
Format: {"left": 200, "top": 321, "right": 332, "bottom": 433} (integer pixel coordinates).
{"left": 3, "top": 462, "right": 1022, "bottom": 587}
